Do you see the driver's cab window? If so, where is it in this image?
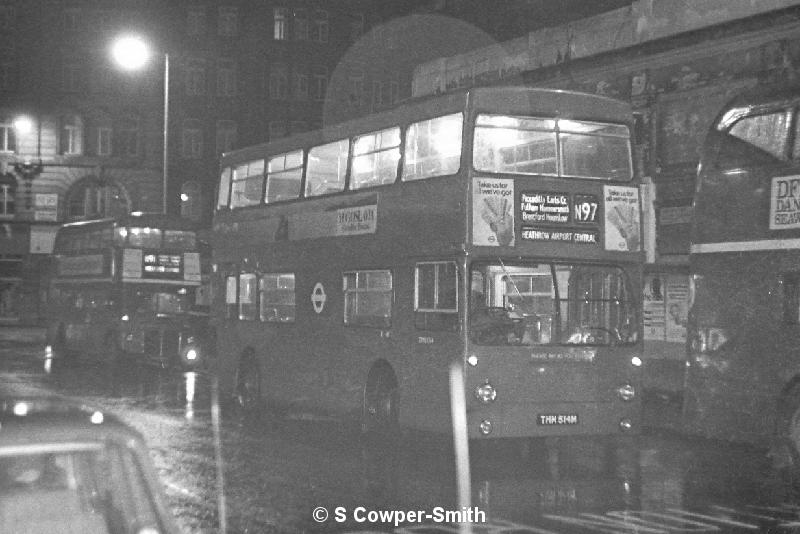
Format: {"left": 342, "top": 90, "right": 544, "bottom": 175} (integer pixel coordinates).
{"left": 469, "top": 262, "right": 636, "bottom": 346}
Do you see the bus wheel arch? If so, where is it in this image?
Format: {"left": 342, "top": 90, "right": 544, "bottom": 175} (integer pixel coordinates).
{"left": 362, "top": 359, "right": 399, "bottom": 438}
{"left": 236, "top": 349, "right": 262, "bottom": 415}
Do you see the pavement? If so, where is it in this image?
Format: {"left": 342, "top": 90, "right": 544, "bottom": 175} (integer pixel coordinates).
{"left": 0, "top": 325, "right": 47, "bottom": 344}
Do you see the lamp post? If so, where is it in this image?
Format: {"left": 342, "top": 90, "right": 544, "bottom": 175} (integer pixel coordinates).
{"left": 111, "top": 35, "right": 169, "bottom": 215}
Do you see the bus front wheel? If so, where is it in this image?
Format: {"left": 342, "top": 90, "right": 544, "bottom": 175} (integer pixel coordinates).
{"left": 236, "top": 354, "right": 261, "bottom": 417}
{"left": 362, "top": 364, "right": 399, "bottom": 441}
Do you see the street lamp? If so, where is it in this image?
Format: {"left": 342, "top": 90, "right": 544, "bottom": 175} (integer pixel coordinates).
{"left": 110, "top": 35, "right": 170, "bottom": 215}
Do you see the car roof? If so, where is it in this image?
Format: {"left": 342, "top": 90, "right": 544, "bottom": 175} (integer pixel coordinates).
{"left": 0, "top": 397, "right": 145, "bottom": 450}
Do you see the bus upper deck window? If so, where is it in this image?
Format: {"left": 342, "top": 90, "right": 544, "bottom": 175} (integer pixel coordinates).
{"left": 352, "top": 127, "right": 400, "bottom": 190}
{"left": 306, "top": 140, "right": 348, "bottom": 197}
{"left": 403, "top": 113, "right": 463, "bottom": 181}
{"left": 128, "top": 228, "right": 162, "bottom": 249}
{"left": 473, "top": 115, "right": 557, "bottom": 176}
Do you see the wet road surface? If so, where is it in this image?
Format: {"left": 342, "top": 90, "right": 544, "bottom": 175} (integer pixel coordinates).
{"left": 1, "top": 341, "right": 799, "bottom": 533}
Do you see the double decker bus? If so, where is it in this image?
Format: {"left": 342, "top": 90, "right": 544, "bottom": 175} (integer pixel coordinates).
{"left": 685, "top": 83, "right": 800, "bottom": 468}
{"left": 45, "top": 212, "right": 211, "bottom": 369}
{"left": 212, "top": 86, "right": 643, "bottom": 439}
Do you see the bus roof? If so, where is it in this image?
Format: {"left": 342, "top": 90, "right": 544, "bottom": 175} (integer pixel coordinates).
{"left": 58, "top": 213, "right": 198, "bottom": 233}
{"left": 221, "top": 85, "right": 633, "bottom": 166}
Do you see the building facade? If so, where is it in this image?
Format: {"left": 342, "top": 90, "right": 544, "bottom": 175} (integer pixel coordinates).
{"left": 0, "top": 0, "right": 427, "bottom": 324}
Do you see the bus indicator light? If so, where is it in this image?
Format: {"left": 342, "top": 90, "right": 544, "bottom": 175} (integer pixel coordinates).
{"left": 467, "top": 355, "right": 478, "bottom": 367}
{"left": 479, "top": 420, "right": 493, "bottom": 435}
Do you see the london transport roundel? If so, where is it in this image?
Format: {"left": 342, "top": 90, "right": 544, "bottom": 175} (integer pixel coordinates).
{"left": 311, "top": 282, "right": 326, "bottom": 314}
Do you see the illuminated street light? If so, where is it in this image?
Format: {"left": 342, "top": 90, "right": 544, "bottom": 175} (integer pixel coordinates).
{"left": 110, "top": 34, "right": 170, "bottom": 215}
{"left": 12, "top": 116, "right": 33, "bottom": 135}
{"left": 110, "top": 35, "right": 150, "bottom": 71}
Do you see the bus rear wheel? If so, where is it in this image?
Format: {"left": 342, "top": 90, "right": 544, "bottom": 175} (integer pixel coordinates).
{"left": 362, "top": 365, "right": 399, "bottom": 442}
{"left": 236, "top": 354, "right": 261, "bottom": 418}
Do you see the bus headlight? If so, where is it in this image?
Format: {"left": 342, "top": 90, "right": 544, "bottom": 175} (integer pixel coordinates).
{"left": 181, "top": 345, "right": 202, "bottom": 366}
{"left": 475, "top": 382, "right": 497, "bottom": 403}
{"left": 617, "top": 383, "right": 635, "bottom": 401}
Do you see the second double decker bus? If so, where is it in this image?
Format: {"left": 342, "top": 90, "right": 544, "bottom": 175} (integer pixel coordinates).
{"left": 45, "top": 213, "right": 212, "bottom": 369}
{"left": 212, "top": 86, "right": 643, "bottom": 439}
{"left": 685, "top": 83, "right": 800, "bottom": 472}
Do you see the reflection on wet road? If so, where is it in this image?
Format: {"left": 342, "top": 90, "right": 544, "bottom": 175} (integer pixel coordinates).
{"left": 2, "top": 342, "right": 800, "bottom": 533}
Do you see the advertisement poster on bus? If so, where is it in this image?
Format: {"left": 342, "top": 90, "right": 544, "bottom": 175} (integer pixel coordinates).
{"left": 603, "top": 185, "right": 641, "bottom": 252}
{"left": 770, "top": 175, "right": 800, "bottom": 230}
{"left": 473, "top": 177, "right": 515, "bottom": 246}
{"left": 643, "top": 274, "right": 688, "bottom": 343}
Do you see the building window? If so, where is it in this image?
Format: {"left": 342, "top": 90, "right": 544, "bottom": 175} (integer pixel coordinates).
{"left": 187, "top": 8, "right": 206, "bottom": 35}
{"left": 0, "top": 62, "right": 15, "bottom": 91}
{"left": 216, "top": 120, "right": 237, "bottom": 155}
{"left": 293, "top": 9, "right": 308, "bottom": 41}
{"left": 343, "top": 270, "right": 392, "bottom": 328}
{"left": 349, "top": 73, "right": 364, "bottom": 105}
{"left": 268, "top": 121, "right": 287, "bottom": 140}
{"left": 372, "top": 81, "right": 383, "bottom": 109}
{"left": 313, "top": 10, "right": 329, "bottom": 43}
{"left": 185, "top": 60, "right": 206, "bottom": 96}
{"left": 217, "top": 59, "right": 236, "bottom": 97}
{"left": 0, "top": 6, "right": 15, "bottom": 33}
{"left": 97, "top": 126, "right": 112, "bottom": 156}
{"left": 225, "top": 275, "right": 237, "bottom": 319}
{"left": 239, "top": 273, "right": 257, "bottom": 320}
{"left": 269, "top": 63, "right": 288, "bottom": 100}
{"left": 117, "top": 116, "right": 140, "bottom": 157}
{"left": 260, "top": 273, "right": 295, "bottom": 322}
{"left": 0, "top": 119, "right": 16, "bottom": 152}
{"left": 390, "top": 81, "right": 399, "bottom": 105}
{"left": 350, "top": 13, "right": 364, "bottom": 42}
{"left": 294, "top": 70, "right": 308, "bottom": 100}
{"left": 92, "top": 66, "right": 113, "bottom": 93}
{"left": 67, "top": 178, "right": 129, "bottom": 221}
{"left": 182, "top": 119, "right": 203, "bottom": 159}
{"left": 180, "top": 181, "right": 202, "bottom": 222}
{"left": 62, "top": 63, "right": 80, "bottom": 93}
{"left": 273, "top": 7, "right": 289, "bottom": 40}
{"left": 218, "top": 7, "right": 238, "bottom": 36}
{"left": 0, "top": 181, "right": 15, "bottom": 219}
{"left": 313, "top": 68, "right": 327, "bottom": 101}
{"left": 63, "top": 8, "right": 80, "bottom": 31}
{"left": 61, "top": 115, "right": 84, "bottom": 155}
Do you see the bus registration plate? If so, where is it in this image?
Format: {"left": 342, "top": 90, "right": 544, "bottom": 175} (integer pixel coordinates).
{"left": 537, "top": 414, "right": 579, "bottom": 426}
